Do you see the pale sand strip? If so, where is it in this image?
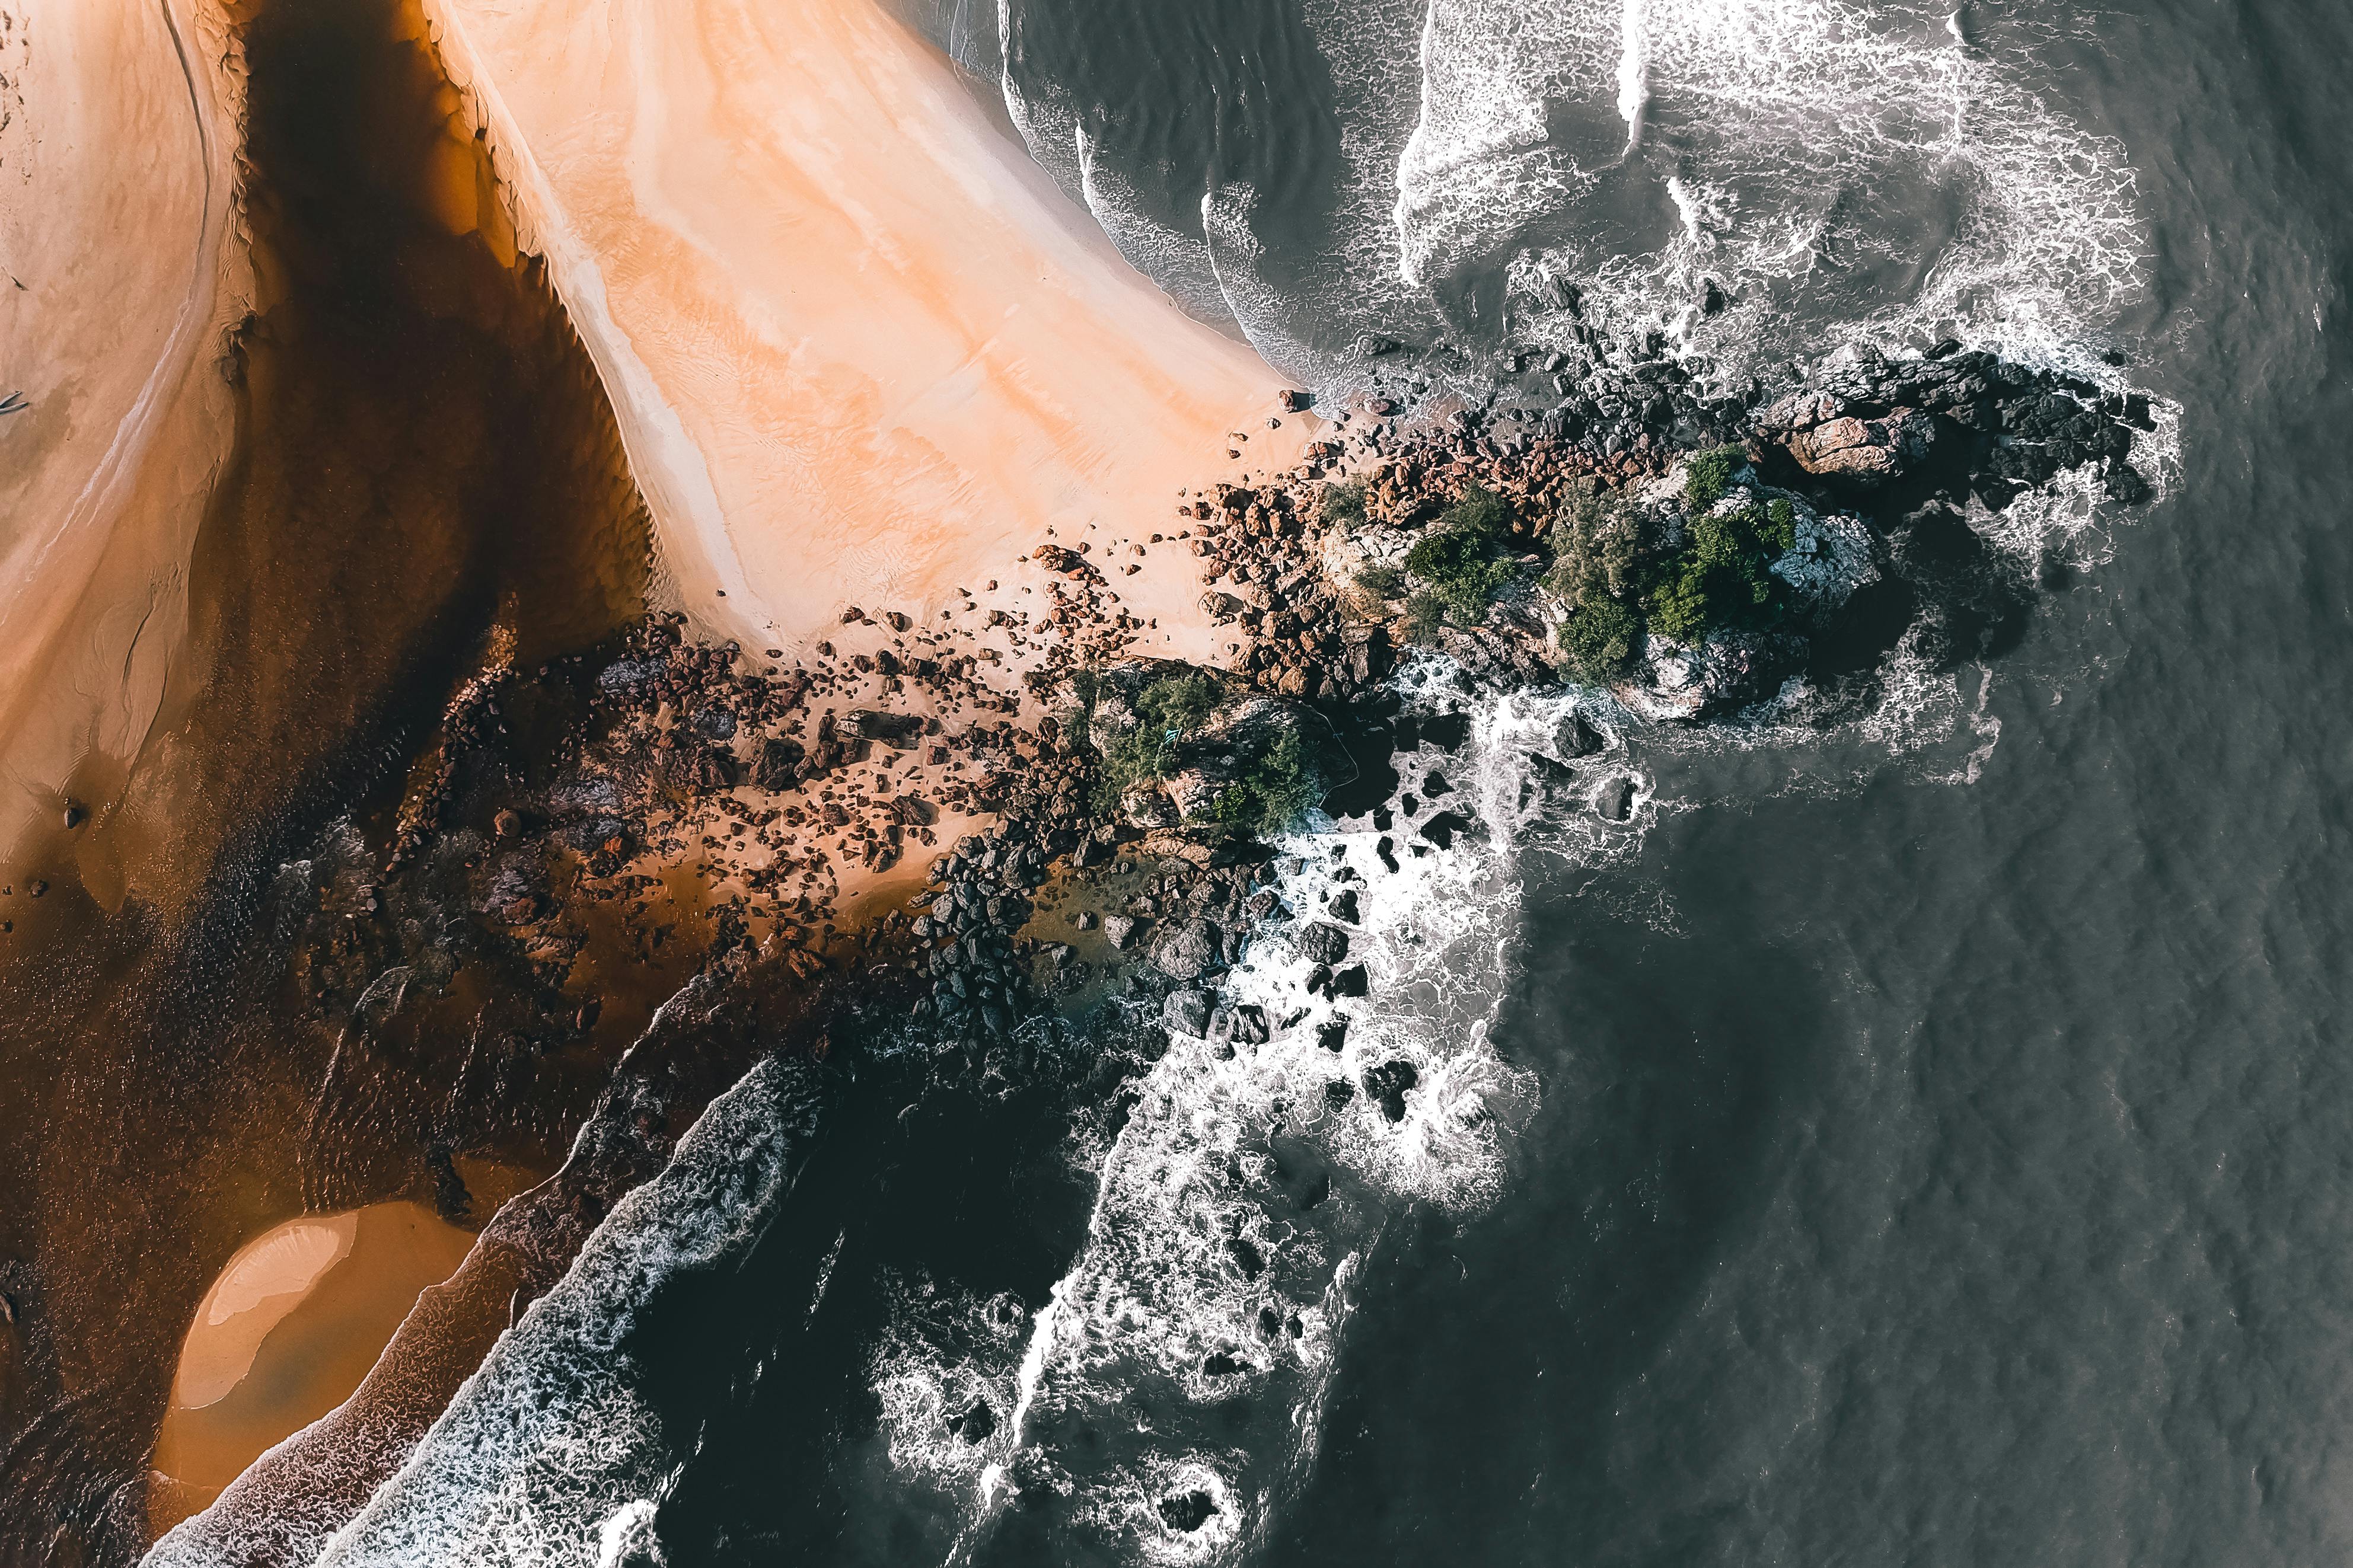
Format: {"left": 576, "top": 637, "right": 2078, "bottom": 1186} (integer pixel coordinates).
{"left": 0, "top": 0, "right": 247, "bottom": 867}
{"left": 419, "top": 0, "right": 1304, "bottom": 660}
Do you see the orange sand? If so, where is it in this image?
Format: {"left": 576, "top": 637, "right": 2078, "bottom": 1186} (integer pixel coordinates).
{"left": 149, "top": 1203, "right": 477, "bottom": 1533}
{"left": 419, "top": 0, "right": 1310, "bottom": 663}
{"left": 0, "top": 0, "right": 247, "bottom": 867}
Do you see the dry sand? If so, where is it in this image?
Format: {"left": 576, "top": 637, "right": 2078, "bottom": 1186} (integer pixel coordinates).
{"left": 0, "top": 0, "right": 247, "bottom": 867}
{"left": 420, "top": 0, "right": 1311, "bottom": 664}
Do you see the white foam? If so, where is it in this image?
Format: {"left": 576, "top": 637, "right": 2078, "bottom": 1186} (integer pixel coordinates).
{"left": 1396, "top": 0, "right": 2147, "bottom": 375}
{"left": 296, "top": 1056, "right": 817, "bottom": 1568}
{"left": 948, "top": 659, "right": 1656, "bottom": 1561}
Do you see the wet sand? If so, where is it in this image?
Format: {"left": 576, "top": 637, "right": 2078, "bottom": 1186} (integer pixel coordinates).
{"left": 423, "top": 0, "right": 1308, "bottom": 660}
{"left": 148, "top": 1204, "right": 476, "bottom": 1534}
{"left": 0, "top": 2, "right": 661, "bottom": 1560}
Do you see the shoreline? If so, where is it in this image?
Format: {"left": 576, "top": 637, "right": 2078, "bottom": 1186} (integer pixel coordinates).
{"left": 419, "top": 0, "right": 1312, "bottom": 659}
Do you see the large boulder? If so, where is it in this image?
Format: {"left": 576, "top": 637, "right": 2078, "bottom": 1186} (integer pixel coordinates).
{"left": 1784, "top": 408, "right": 1940, "bottom": 485}
{"left": 1152, "top": 918, "right": 1225, "bottom": 981}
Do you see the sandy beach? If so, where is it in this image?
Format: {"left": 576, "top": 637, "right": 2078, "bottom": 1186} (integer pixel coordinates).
{"left": 0, "top": 0, "right": 245, "bottom": 870}
{"left": 422, "top": 0, "right": 1308, "bottom": 661}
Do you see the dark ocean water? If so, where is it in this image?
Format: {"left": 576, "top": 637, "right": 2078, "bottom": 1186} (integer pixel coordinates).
{"left": 162, "top": 0, "right": 2353, "bottom": 1564}
{"left": 1265, "top": 0, "right": 2353, "bottom": 1557}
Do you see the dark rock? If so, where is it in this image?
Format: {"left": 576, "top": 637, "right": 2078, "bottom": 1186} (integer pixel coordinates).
{"left": 595, "top": 659, "right": 661, "bottom": 697}
{"left": 946, "top": 1398, "right": 996, "bottom": 1441}
{"left": 1328, "top": 888, "right": 1360, "bottom": 924}
{"left": 1329, "top": 963, "right": 1369, "bottom": 998}
{"left": 1364, "top": 1058, "right": 1418, "bottom": 1122}
{"left": 1153, "top": 918, "right": 1225, "bottom": 981}
{"left": 691, "top": 707, "right": 737, "bottom": 740}
{"left": 753, "top": 738, "right": 809, "bottom": 785}
{"left": 1595, "top": 777, "right": 1635, "bottom": 822}
{"left": 851, "top": 710, "right": 924, "bottom": 745}
{"left": 1294, "top": 921, "right": 1350, "bottom": 966}
{"left": 1555, "top": 712, "right": 1604, "bottom": 758}
{"left": 1165, "top": 988, "right": 1213, "bottom": 1035}
{"left": 1317, "top": 1017, "right": 1349, "bottom": 1052}
{"left": 1160, "top": 1491, "right": 1219, "bottom": 1533}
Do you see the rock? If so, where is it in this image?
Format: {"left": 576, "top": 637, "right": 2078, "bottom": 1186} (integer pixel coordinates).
{"left": 1595, "top": 777, "right": 1635, "bottom": 822}
{"left": 1364, "top": 1058, "right": 1418, "bottom": 1122}
{"left": 1619, "top": 630, "right": 1806, "bottom": 721}
{"left": 1785, "top": 408, "right": 1939, "bottom": 486}
{"left": 1770, "top": 506, "right": 1880, "bottom": 611}
{"left": 595, "top": 659, "right": 661, "bottom": 697}
{"left": 1329, "top": 963, "right": 1369, "bottom": 997}
{"left": 753, "top": 736, "right": 806, "bottom": 790}
{"left": 1102, "top": 914, "right": 1137, "bottom": 949}
{"left": 1278, "top": 388, "right": 1312, "bottom": 412}
{"left": 1153, "top": 918, "right": 1224, "bottom": 981}
{"left": 691, "top": 707, "right": 738, "bottom": 740}
{"left": 1555, "top": 712, "right": 1604, "bottom": 758}
{"left": 1165, "top": 988, "right": 1213, "bottom": 1035}
{"left": 1328, "top": 888, "right": 1360, "bottom": 924}
{"left": 850, "top": 710, "right": 924, "bottom": 745}
{"left": 1294, "top": 921, "right": 1350, "bottom": 966}
{"left": 946, "top": 1398, "right": 996, "bottom": 1441}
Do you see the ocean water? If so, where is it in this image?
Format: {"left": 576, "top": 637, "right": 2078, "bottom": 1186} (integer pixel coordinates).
{"left": 145, "top": 0, "right": 2353, "bottom": 1563}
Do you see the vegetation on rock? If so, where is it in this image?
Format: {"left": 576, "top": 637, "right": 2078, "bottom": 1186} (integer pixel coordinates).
{"left": 1402, "top": 484, "right": 1518, "bottom": 635}
{"left": 1547, "top": 459, "right": 1803, "bottom": 673}
{"left": 1211, "top": 728, "right": 1315, "bottom": 839}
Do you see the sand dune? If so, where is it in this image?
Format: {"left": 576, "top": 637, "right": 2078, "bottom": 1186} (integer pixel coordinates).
{"left": 420, "top": 0, "right": 1302, "bottom": 659}
{"left": 0, "top": 0, "right": 246, "bottom": 868}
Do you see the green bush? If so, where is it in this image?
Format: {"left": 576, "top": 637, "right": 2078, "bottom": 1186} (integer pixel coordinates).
{"left": 1436, "top": 483, "right": 1512, "bottom": 545}
{"left": 1402, "top": 592, "right": 1450, "bottom": 644}
{"left": 1643, "top": 505, "right": 1780, "bottom": 644}
{"left": 1765, "top": 496, "right": 1798, "bottom": 553}
{"left": 1682, "top": 444, "right": 1747, "bottom": 514}
{"left": 1136, "top": 673, "right": 1222, "bottom": 736}
{"left": 1213, "top": 729, "right": 1316, "bottom": 838}
{"left": 1404, "top": 486, "right": 1518, "bottom": 628}
{"left": 1559, "top": 597, "right": 1640, "bottom": 678}
{"left": 1354, "top": 564, "right": 1408, "bottom": 601}
{"left": 1089, "top": 671, "right": 1224, "bottom": 811}
{"left": 1547, "top": 477, "right": 1646, "bottom": 611}
{"left": 1322, "top": 476, "right": 1369, "bottom": 525}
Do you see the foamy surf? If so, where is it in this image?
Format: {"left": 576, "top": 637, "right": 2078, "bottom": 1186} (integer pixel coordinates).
{"left": 288, "top": 1056, "right": 824, "bottom": 1568}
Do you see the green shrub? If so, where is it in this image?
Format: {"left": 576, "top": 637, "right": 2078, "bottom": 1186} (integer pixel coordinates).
{"left": 1322, "top": 476, "right": 1369, "bottom": 525}
{"left": 1643, "top": 505, "right": 1780, "bottom": 644}
{"left": 1404, "top": 487, "right": 1517, "bottom": 628}
{"left": 1088, "top": 671, "right": 1225, "bottom": 811}
{"left": 1213, "top": 729, "right": 1316, "bottom": 838}
{"left": 1547, "top": 477, "right": 1646, "bottom": 611}
{"left": 1435, "top": 483, "right": 1512, "bottom": 545}
{"left": 1765, "top": 496, "right": 1798, "bottom": 553}
{"left": 1402, "top": 592, "right": 1450, "bottom": 644}
{"left": 1682, "top": 444, "right": 1747, "bottom": 514}
{"left": 1354, "top": 564, "right": 1408, "bottom": 601}
{"left": 1559, "top": 597, "right": 1640, "bottom": 678}
{"left": 1136, "top": 673, "right": 1222, "bottom": 736}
